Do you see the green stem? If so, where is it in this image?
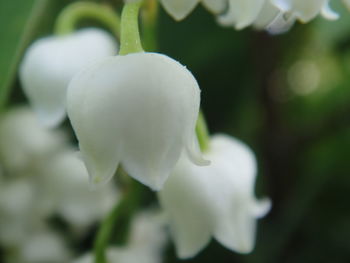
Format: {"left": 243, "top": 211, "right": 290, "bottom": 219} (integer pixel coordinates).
{"left": 119, "top": 1, "right": 144, "bottom": 55}
{"left": 196, "top": 111, "right": 210, "bottom": 152}
{"left": 55, "top": 2, "right": 120, "bottom": 37}
{"left": 94, "top": 179, "right": 142, "bottom": 263}
{"left": 141, "top": 0, "right": 159, "bottom": 51}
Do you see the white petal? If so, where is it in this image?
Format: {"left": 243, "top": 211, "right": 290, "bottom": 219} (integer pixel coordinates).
{"left": 208, "top": 135, "right": 269, "bottom": 253}
{"left": 0, "top": 107, "right": 66, "bottom": 172}
{"left": 321, "top": 2, "right": 339, "bottom": 20}
{"left": 158, "top": 157, "right": 213, "bottom": 258}
{"left": 251, "top": 198, "right": 272, "bottom": 218}
{"left": 67, "top": 52, "right": 202, "bottom": 190}
{"left": 201, "top": 0, "right": 227, "bottom": 14}
{"left": 42, "top": 151, "right": 119, "bottom": 228}
{"left": 19, "top": 231, "right": 71, "bottom": 263}
{"left": 265, "top": 12, "right": 296, "bottom": 34}
{"left": 272, "top": 0, "right": 329, "bottom": 22}
{"left": 253, "top": 1, "right": 281, "bottom": 29}
{"left": 218, "top": 0, "right": 265, "bottom": 29}
{"left": 271, "top": 0, "right": 293, "bottom": 12}
{"left": 20, "top": 28, "right": 117, "bottom": 127}
{"left": 160, "top": 0, "right": 199, "bottom": 20}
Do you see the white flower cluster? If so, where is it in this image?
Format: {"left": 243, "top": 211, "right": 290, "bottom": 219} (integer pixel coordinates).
{"left": 0, "top": 107, "right": 119, "bottom": 262}
{"left": 159, "top": 0, "right": 349, "bottom": 33}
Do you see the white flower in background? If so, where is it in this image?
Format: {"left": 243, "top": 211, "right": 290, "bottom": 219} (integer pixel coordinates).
{"left": 41, "top": 150, "right": 119, "bottom": 230}
{"left": 17, "top": 230, "right": 71, "bottom": 263}
{"left": 67, "top": 52, "right": 208, "bottom": 190}
{"left": 218, "top": 0, "right": 267, "bottom": 30}
{"left": 72, "top": 210, "right": 167, "bottom": 263}
{"left": 271, "top": 0, "right": 338, "bottom": 23}
{"left": 20, "top": 28, "right": 118, "bottom": 127}
{"left": 253, "top": 0, "right": 281, "bottom": 29}
{"left": 159, "top": 0, "right": 227, "bottom": 21}
{"left": 0, "top": 107, "right": 66, "bottom": 173}
{"left": 158, "top": 134, "right": 271, "bottom": 259}
{"left": 0, "top": 178, "right": 40, "bottom": 246}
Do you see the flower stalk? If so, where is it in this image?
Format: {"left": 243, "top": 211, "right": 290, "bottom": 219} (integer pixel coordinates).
{"left": 54, "top": 2, "right": 121, "bottom": 37}
{"left": 119, "top": 1, "right": 144, "bottom": 55}
{"left": 94, "top": 178, "right": 142, "bottom": 263}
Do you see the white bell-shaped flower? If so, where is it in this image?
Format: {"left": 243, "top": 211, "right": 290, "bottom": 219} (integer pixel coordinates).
{"left": 218, "top": 0, "right": 266, "bottom": 29}
{"left": 67, "top": 52, "right": 207, "bottom": 190}
{"left": 0, "top": 107, "right": 66, "bottom": 173}
{"left": 72, "top": 210, "right": 167, "bottom": 263}
{"left": 271, "top": 0, "right": 338, "bottom": 23}
{"left": 158, "top": 134, "right": 271, "bottom": 258}
{"left": 41, "top": 150, "right": 119, "bottom": 230}
{"left": 18, "top": 230, "right": 71, "bottom": 263}
{"left": 0, "top": 178, "right": 38, "bottom": 246}
{"left": 20, "top": 28, "right": 118, "bottom": 127}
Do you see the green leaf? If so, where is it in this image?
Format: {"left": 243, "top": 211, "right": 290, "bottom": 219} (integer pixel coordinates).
{"left": 0, "top": 0, "right": 50, "bottom": 109}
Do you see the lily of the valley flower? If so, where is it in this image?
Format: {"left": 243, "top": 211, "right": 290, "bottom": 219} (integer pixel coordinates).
{"left": 159, "top": 0, "right": 227, "bottom": 21}
{"left": 20, "top": 28, "right": 118, "bottom": 127}
{"left": 67, "top": 52, "right": 208, "bottom": 190}
{"left": 218, "top": 0, "right": 266, "bottom": 30}
{"left": 41, "top": 150, "right": 119, "bottom": 230}
{"left": 158, "top": 134, "right": 271, "bottom": 258}
{"left": 17, "top": 230, "right": 71, "bottom": 263}
{"left": 0, "top": 107, "right": 66, "bottom": 173}
{"left": 271, "top": 0, "right": 338, "bottom": 23}
{"left": 0, "top": 178, "right": 40, "bottom": 246}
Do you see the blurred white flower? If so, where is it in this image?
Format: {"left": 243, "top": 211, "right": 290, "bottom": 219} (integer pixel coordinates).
{"left": 41, "top": 150, "right": 119, "bottom": 230}
{"left": 0, "top": 107, "right": 66, "bottom": 173}
{"left": 218, "top": 0, "right": 266, "bottom": 30}
{"left": 271, "top": 0, "right": 338, "bottom": 23}
{"left": 20, "top": 28, "right": 118, "bottom": 127}
{"left": 253, "top": 0, "right": 281, "bottom": 29}
{"left": 67, "top": 52, "right": 208, "bottom": 190}
{"left": 17, "top": 230, "right": 71, "bottom": 263}
{"left": 159, "top": 0, "right": 227, "bottom": 21}
{"left": 72, "top": 210, "right": 167, "bottom": 263}
{"left": 158, "top": 134, "right": 271, "bottom": 258}
{"left": 0, "top": 178, "right": 40, "bottom": 246}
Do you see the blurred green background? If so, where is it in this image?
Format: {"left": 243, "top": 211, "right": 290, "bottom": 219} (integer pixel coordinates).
{"left": 1, "top": 0, "right": 350, "bottom": 262}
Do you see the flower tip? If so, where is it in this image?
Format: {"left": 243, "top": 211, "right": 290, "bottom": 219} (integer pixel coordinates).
{"left": 236, "top": 242, "right": 254, "bottom": 255}
{"left": 86, "top": 166, "right": 117, "bottom": 191}
{"left": 253, "top": 198, "right": 272, "bottom": 218}
{"left": 185, "top": 137, "right": 211, "bottom": 166}
{"left": 35, "top": 108, "right": 65, "bottom": 128}
{"left": 169, "top": 13, "right": 187, "bottom": 21}
{"left": 186, "top": 146, "right": 211, "bottom": 167}
{"left": 134, "top": 171, "right": 169, "bottom": 192}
